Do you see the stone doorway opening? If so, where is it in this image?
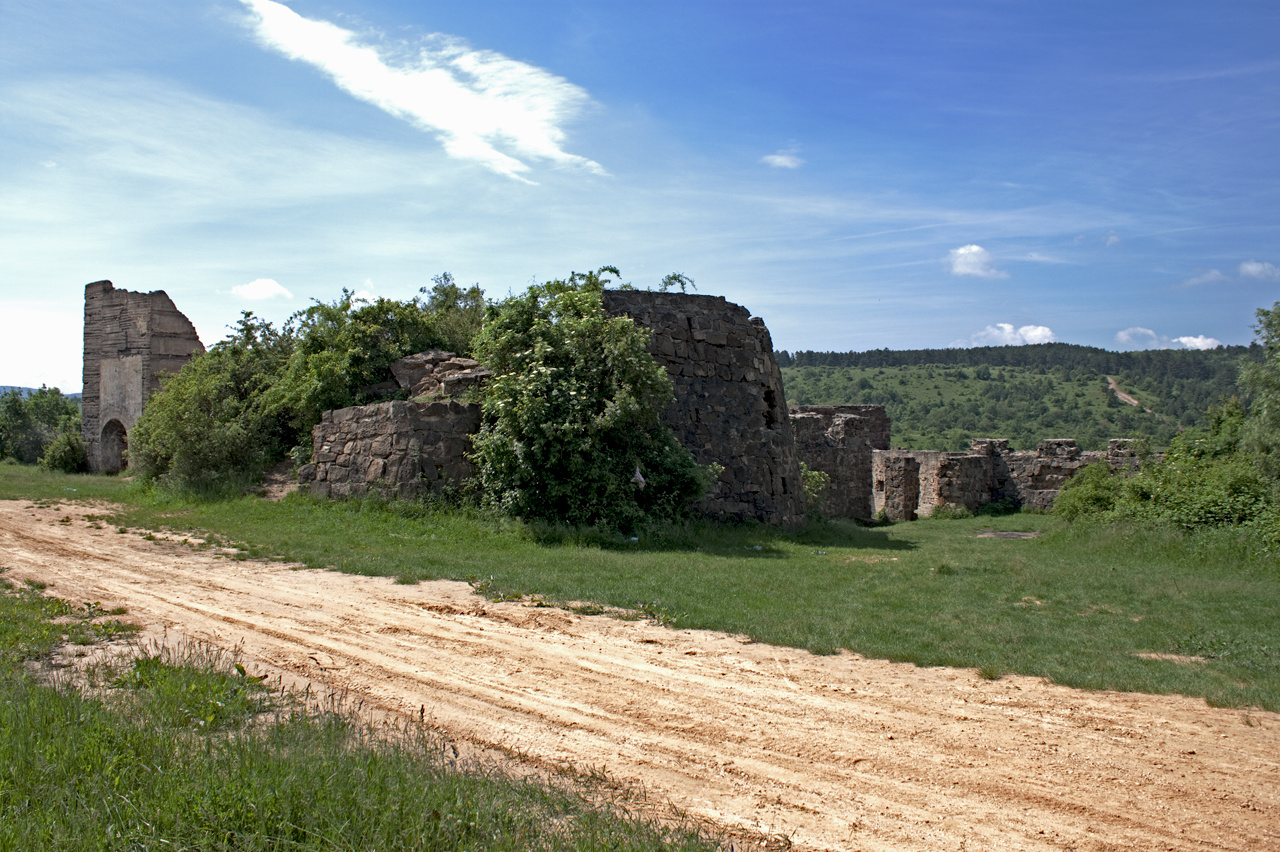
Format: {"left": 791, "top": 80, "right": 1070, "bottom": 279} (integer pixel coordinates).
{"left": 100, "top": 419, "right": 128, "bottom": 473}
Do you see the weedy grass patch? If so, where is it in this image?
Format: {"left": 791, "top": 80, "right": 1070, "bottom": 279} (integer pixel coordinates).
{"left": 0, "top": 557, "right": 721, "bottom": 851}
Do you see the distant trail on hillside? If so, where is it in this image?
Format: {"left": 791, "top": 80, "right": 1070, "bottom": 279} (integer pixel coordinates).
{"left": 1107, "top": 376, "right": 1155, "bottom": 414}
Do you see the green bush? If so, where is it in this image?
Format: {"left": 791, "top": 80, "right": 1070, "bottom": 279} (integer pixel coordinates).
{"left": 38, "top": 429, "right": 88, "bottom": 474}
{"left": 0, "top": 386, "right": 80, "bottom": 465}
{"left": 131, "top": 314, "right": 294, "bottom": 492}
{"left": 263, "top": 291, "right": 452, "bottom": 437}
{"left": 1054, "top": 461, "right": 1124, "bottom": 521}
{"left": 470, "top": 268, "right": 710, "bottom": 529}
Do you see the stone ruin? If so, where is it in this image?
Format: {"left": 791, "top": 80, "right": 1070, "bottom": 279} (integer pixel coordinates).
{"left": 302, "top": 291, "right": 806, "bottom": 526}
{"left": 601, "top": 291, "right": 805, "bottom": 527}
{"left": 871, "top": 438, "right": 1144, "bottom": 521}
{"left": 81, "top": 280, "right": 204, "bottom": 473}
{"left": 788, "top": 405, "right": 890, "bottom": 520}
{"left": 299, "top": 351, "right": 485, "bottom": 500}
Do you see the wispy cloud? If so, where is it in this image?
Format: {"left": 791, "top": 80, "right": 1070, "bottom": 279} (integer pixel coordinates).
{"left": 1180, "top": 268, "right": 1227, "bottom": 288}
{"left": 947, "top": 244, "right": 1007, "bottom": 278}
{"left": 761, "top": 147, "right": 804, "bottom": 169}
{"left": 1114, "top": 327, "right": 1222, "bottom": 350}
{"left": 232, "top": 278, "right": 293, "bottom": 300}
{"left": 238, "top": 0, "right": 604, "bottom": 182}
{"left": 1239, "top": 260, "right": 1280, "bottom": 281}
{"left": 964, "top": 323, "right": 1056, "bottom": 346}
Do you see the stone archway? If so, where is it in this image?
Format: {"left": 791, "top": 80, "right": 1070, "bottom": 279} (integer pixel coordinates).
{"left": 100, "top": 419, "right": 128, "bottom": 473}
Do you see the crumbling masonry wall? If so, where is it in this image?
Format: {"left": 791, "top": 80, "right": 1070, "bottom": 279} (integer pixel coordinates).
{"left": 81, "top": 280, "right": 203, "bottom": 473}
{"left": 873, "top": 438, "right": 1143, "bottom": 517}
{"left": 601, "top": 291, "right": 806, "bottom": 527}
{"left": 789, "top": 405, "right": 890, "bottom": 520}
{"left": 301, "top": 400, "right": 480, "bottom": 500}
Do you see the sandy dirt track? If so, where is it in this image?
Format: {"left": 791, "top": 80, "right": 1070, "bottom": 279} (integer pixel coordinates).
{"left": 2, "top": 500, "right": 1278, "bottom": 851}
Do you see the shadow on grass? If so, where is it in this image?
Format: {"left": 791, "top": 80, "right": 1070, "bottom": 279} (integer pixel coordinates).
{"left": 525, "top": 514, "right": 917, "bottom": 557}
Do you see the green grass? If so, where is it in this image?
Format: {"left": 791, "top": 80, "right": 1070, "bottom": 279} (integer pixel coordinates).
{"left": 4, "top": 464, "right": 1279, "bottom": 713}
{"left": 0, "top": 562, "right": 721, "bottom": 851}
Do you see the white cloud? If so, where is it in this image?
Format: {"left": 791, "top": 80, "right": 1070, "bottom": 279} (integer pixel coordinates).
{"left": 1105, "top": 232, "right": 1121, "bottom": 247}
{"left": 1114, "top": 327, "right": 1221, "bottom": 350}
{"left": 1181, "top": 268, "right": 1227, "bottom": 287}
{"left": 1239, "top": 260, "right": 1280, "bottom": 281}
{"left": 1172, "top": 334, "right": 1222, "bottom": 350}
{"left": 232, "top": 278, "right": 293, "bottom": 300}
{"left": 967, "top": 323, "right": 1056, "bottom": 346}
{"left": 238, "top": 0, "right": 604, "bottom": 182}
{"left": 947, "top": 244, "right": 1007, "bottom": 278}
{"left": 351, "top": 289, "right": 376, "bottom": 304}
{"left": 761, "top": 148, "right": 804, "bottom": 169}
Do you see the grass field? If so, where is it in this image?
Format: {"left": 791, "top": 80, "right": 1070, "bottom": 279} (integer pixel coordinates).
{"left": 4, "top": 463, "right": 1277, "bottom": 713}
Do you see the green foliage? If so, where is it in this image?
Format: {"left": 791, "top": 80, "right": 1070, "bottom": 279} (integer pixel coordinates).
{"left": 421, "top": 272, "right": 487, "bottom": 356}
{"left": 0, "top": 386, "right": 81, "bottom": 465}
{"left": 1241, "top": 301, "right": 1280, "bottom": 482}
{"left": 131, "top": 314, "right": 294, "bottom": 492}
{"left": 132, "top": 280, "right": 485, "bottom": 492}
{"left": 1054, "top": 461, "right": 1125, "bottom": 520}
{"left": 264, "top": 291, "right": 448, "bottom": 435}
{"left": 38, "top": 429, "right": 88, "bottom": 474}
{"left": 782, "top": 362, "right": 1185, "bottom": 450}
{"left": 470, "top": 268, "right": 709, "bottom": 529}
{"left": 799, "top": 461, "right": 830, "bottom": 514}
{"left": 780, "top": 343, "right": 1256, "bottom": 450}
{"left": 112, "top": 646, "right": 268, "bottom": 731}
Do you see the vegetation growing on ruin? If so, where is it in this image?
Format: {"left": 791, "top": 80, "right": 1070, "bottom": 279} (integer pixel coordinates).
{"left": 780, "top": 342, "right": 1256, "bottom": 451}
{"left": 129, "top": 276, "right": 485, "bottom": 493}
{"left": 470, "top": 267, "right": 710, "bottom": 528}
{"left": 0, "top": 572, "right": 720, "bottom": 851}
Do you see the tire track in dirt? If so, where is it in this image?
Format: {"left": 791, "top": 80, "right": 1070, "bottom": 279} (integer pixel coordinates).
{"left": 2, "top": 501, "right": 1278, "bottom": 851}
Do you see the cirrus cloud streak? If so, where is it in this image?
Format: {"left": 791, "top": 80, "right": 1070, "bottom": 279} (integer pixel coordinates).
{"left": 238, "top": 0, "right": 605, "bottom": 182}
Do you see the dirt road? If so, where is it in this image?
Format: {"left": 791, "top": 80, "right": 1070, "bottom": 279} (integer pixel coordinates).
{"left": 2, "top": 500, "right": 1277, "bottom": 851}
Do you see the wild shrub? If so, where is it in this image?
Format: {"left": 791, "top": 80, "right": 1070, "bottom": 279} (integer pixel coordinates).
{"left": 0, "top": 387, "right": 80, "bottom": 465}
{"left": 470, "top": 267, "right": 710, "bottom": 529}
{"left": 131, "top": 314, "right": 294, "bottom": 492}
{"left": 1054, "top": 461, "right": 1124, "bottom": 521}
{"left": 38, "top": 429, "right": 88, "bottom": 474}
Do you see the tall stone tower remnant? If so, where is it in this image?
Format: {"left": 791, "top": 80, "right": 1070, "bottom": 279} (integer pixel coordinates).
{"left": 601, "top": 290, "right": 805, "bottom": 527}
{"left": 81, "top": 280, "right": 204, "bottom": 473}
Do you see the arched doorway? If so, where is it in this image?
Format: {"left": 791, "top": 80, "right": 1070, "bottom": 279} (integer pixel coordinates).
{"left": 100, "top": 420, "right": 128, "bottom": 473}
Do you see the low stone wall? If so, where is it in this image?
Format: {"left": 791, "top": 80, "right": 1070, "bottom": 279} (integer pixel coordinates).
{"left": 789, "top": 405, "right": 889, "bottom": 520}
{"left": 602, "top": 290, "right": 805, "bottom": 527}
{"left": 300, "top": 400, "right": 480, "bottom": 500}
{"left": 874, "top": 438, "right": 1145, "bottom": 517}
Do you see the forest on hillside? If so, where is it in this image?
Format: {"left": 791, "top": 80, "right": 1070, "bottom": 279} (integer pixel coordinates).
{"left": 778, "top": 344, "right": 1260, "bottom": 451}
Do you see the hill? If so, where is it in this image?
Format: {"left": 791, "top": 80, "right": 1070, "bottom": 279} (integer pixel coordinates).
{"left": 777, "top": 343, "right": 1259, "bottom": 451}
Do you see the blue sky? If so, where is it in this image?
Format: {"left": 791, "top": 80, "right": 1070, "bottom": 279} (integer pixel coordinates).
{"left": 3, "top": 0, "right": 1279, "bottom": 390}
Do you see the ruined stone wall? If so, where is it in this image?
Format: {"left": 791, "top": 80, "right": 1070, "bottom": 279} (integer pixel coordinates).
{"left": 790, "top": 405, "right": 888, "bottom": 520}
{"left": 873, "top": 438, "right": 1146, "bottom": 518}
{"left": 81, "top": 280, "right": 203, "bottom": 473}
{"left": 602, "top": 290, "right": 805, "bottom": 527}
{"left": 300, "top": 400, "right": 480, "bottom": 500}
{"left": 876, "top": 453, "right": 921, "bottom": 522}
